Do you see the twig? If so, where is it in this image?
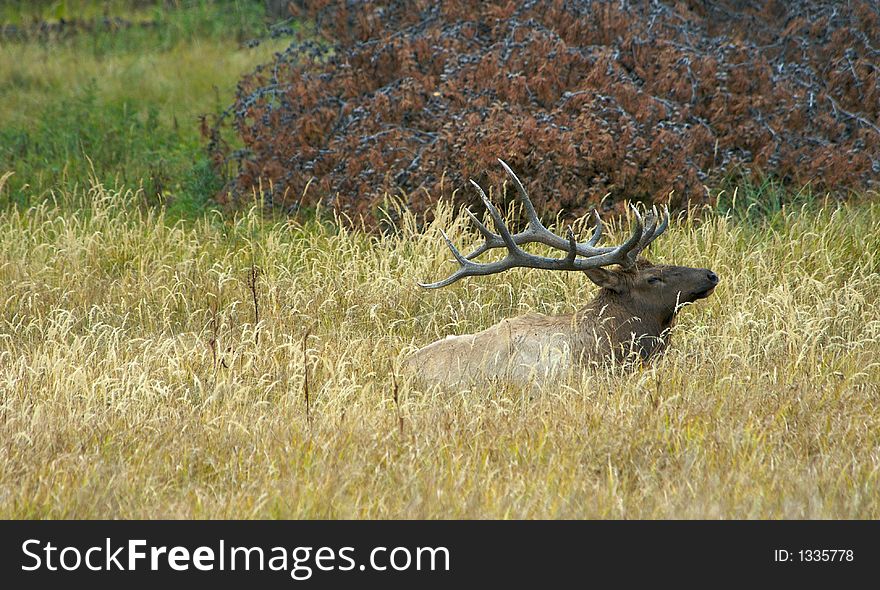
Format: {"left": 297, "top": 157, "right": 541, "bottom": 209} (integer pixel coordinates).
{"left": 826, "top": 95, "right": 880, "bottom": 136}
{"left": 303, "top": 326, "right": 313, "bottom": 429}
{"left": 247, "top": 263, "right": 261, "bottom": 345}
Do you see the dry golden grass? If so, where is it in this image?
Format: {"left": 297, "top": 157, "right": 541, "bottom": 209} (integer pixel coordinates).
{"left": 1, "top": 177, "right": 879, "bottom": 518}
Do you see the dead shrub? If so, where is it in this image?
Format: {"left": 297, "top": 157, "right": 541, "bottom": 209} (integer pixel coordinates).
{"left": 207, "top": 0, "right": 880, "bottom": 228}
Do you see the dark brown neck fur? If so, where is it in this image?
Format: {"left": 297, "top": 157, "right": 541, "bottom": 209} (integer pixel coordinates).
{"left": 575, "top": 288, "right": 675, "bottom": 363}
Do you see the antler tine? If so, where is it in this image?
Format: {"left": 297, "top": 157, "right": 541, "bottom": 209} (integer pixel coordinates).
{"left": 644, "top": 204, "right": 670, "bottom": 246}
{"left": 463, "top": 207, "right": 494, "bottom": 240}
{"left": 497, "top": 158, "right": 547, "bottom": 235}
{"left": 420, "top": 197, "right": 646, "bottom": 288}
{"left": 616, "top": 204, "right": 645, "bottom": 268}
{"left": 418, "top": 230, "right": 475, "bottom": 288}
{"left": 469, "top": 179, "right": 522, "bottom": 254}
{"left": 586, "top": 210, "right": 603, "bottom": 247}
{"left": 463, "top": 206, "right": 607, "bottom": 260}
{"left": 439, "top": 229, "right": 469, "bottom": 265}
{"left": 641, "top": 206, "right": 659, "bottom": 245}
{"left": 461, "top": 208, "right": 496, "bottom": 259}
{"left": 564, "top": 227, "right": 578, "bottom": 265}
{"left": 418, "top": 267, "right": 473, "bottom": 289}
{"left": 462, "top": 161, "right": 612, "bottom": 259}
{"left": 625, "top": 203, "right": 657, "bottom": 266}
{"left": 419, "top": 161, "right": 656, "bottom": 288}
{"left": 656, "top": 205, "right": 670, "bottom": 234}
{"left": 497, "top": 158, "right": 615, "bottom": 257}
{"left": 626, "top": 204, "right": 669, "bottom": 263}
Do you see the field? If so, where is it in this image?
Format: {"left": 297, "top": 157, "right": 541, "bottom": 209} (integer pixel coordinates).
{"left": 0, "top": 0, "right": 286, "bottom": 218}
{"left": 1, "top": 173, "right": 879, "bottom": 518}
{"left": 1, "top": 2, "right": 880, "bottom": 519}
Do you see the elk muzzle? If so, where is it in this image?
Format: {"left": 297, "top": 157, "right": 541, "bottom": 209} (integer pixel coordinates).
{"left": 687, "top": 269, "right": 719, "bottom": 302}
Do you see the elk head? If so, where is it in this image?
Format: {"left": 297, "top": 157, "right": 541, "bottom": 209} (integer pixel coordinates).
{"left": 583, "top": 260, "right": 719, "bottom": 330}
{"left": 419, "top": 159, "right": 718, "bottom": 342}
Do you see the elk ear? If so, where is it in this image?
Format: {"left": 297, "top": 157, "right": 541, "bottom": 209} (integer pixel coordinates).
{"left": 584, "top": 267, "right": 623, "bottom": 293}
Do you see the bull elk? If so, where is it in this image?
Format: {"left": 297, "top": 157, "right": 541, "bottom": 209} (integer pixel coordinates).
{"left": 406, "top": 159, "right": 719, "bottom": 387}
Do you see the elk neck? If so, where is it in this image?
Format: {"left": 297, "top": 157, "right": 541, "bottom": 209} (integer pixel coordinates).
{"left": 576, "top": 287, "right": 676, "bottom": 361}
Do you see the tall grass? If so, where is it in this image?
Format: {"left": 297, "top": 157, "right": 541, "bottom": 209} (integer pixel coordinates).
{"left": 0, "top": 0, "right": 286, "bottom": 218}
{"left": 1, "top": 176, "right": 878, "bottom": 518}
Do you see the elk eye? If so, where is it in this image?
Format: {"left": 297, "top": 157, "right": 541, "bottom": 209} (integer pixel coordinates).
{"left": 647, "top": 277, "right": 663, "bottom": 285}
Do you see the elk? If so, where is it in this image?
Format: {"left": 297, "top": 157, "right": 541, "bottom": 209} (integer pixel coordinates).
{"left": 406, "top": 159, "right": 719, "bottom": 387}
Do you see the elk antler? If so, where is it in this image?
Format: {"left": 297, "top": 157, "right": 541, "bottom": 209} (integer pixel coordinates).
{"left": 419, "top": 159, "right": 669, "bottom": 289}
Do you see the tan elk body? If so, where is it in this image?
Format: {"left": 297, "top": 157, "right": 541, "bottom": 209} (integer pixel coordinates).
{"left": 407, "top": 160, "right": 718, "bottom": 387}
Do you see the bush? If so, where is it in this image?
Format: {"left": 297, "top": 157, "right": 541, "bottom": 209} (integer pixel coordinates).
{"left": 209, "top": 0, "right": 880, "bottom": 228}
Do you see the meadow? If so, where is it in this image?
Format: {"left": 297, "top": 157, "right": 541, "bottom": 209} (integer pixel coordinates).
{"left": 1, "top": 2, "right": 879, "bottom": 519}
{"left": 0, "top": 0, "right": 286, "bottom": 218}
{"left": 0, "top": 171, "right": 879, "bottom": 518}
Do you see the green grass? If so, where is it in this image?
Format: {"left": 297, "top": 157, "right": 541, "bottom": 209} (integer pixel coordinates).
{"left": 1, "top": 1, "right": 269, "bottom": 38}
{"left": 1, "top": 1, "right": 140, "bottom": 23}
{"left": 0, "top": 0, "right": 286, "bottom": 219}
{"left": 0, "top": 176, "right": 878, "bottom": 518}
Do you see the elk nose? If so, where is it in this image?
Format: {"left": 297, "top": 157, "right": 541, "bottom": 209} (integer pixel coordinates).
{"left": 706, "top": 271, "right": 719, "bottom": 284}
